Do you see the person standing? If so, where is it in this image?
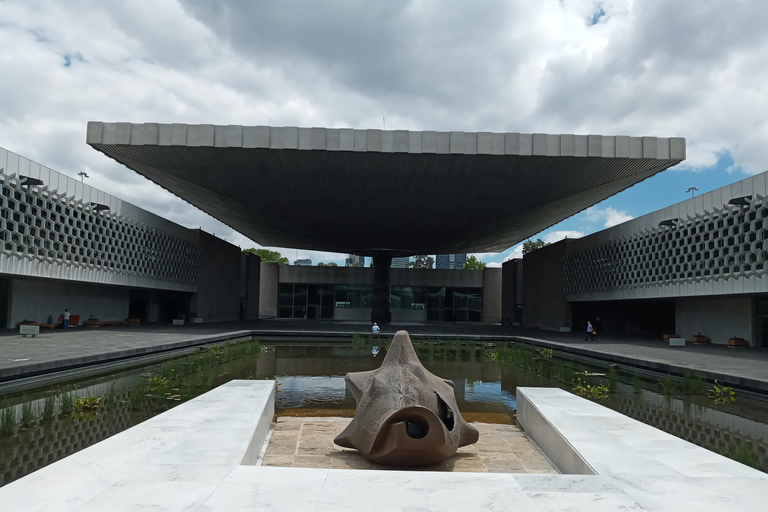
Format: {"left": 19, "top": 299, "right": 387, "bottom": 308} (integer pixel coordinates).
{"left": 63, "top": 309, "right": 71, "bottom": 329}
{"left": 585, "top": 320, "right": 595, "bottom": 342}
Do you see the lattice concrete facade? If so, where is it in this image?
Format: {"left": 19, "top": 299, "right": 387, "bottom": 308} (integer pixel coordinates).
{"left": 0, "top": 146, "right": 199, "bottom": 291}
{"left": 564, "top": 171, "right": 768, "bottom": 301}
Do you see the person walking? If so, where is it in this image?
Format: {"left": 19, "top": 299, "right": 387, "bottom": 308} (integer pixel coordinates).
{"left": 62, "top": 309, "right": 71, "bottom": 329}
{"left": 585, "top": 320, "right": 595, "bottom": 342}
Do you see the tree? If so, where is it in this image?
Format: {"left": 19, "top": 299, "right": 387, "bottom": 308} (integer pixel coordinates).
{"left": 522, "top": 239, "right": 550, "bottom": 255}
{"left": 244, "top": 248, "right": 289, "bottom": 265}
{"left": 462, "top": 255, "right": 487, "bottom": 270}
{"left": 317, "top": 262, "right": 338, "bottom": 266}
{"left": 407, "top": 255, "right": 434, "bottom": 269}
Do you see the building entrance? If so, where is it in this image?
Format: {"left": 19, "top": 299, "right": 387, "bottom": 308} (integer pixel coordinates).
{"left": 0, "top": 278, "right": 9, "bottom": 329}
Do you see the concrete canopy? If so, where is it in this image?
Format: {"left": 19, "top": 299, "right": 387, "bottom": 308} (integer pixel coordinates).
{"left": 87, "top": 123, "right": 685, "bottom": 256}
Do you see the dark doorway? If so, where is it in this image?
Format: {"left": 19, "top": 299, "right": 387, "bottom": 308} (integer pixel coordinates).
{"left": 756, "top": 298, "right": 768, "bottom": 348}
{"left": 128, "top": 290, "right": 150, "bottom": 322}
{"left": 0, "top": 278, "right": 9, "bottom": 329}
{"left": 572, "top": 299, "right": 675, "bottom": 338}
{"left": 157, "top": 291, "right": 190, "bottom": 322}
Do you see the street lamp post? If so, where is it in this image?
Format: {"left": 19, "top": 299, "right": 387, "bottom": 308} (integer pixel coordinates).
{"left": 686, "top": 186, "right": 698, "bottom": 199}
{"left": 78, "top": 172, "right": 89, "bottom": 183}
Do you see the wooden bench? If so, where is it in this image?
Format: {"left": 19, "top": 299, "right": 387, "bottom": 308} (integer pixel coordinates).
{"left": 86, "top": 319, "right": 127, "bottom": 327}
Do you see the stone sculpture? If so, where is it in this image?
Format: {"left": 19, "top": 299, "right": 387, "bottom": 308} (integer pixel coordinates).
{"left": 334, "top": 330, "right": 479, "bottom": 466}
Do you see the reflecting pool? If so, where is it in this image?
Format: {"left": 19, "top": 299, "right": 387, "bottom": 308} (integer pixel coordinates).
{"left": 0, "top": 338, "right": 766, "bottom": 487}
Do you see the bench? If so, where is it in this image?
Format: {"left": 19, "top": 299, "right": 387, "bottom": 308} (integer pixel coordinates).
{"left": 19, "top": 323, "right": 40, "bottom": 337}
{"left": 668, "top": 337, "right": 686, "bottom": 347}
{"left": 86, "top": 319, "right": 128, "bottom": 327}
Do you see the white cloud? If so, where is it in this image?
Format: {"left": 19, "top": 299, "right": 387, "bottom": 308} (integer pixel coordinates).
{"left": 585, "top": 206, "right": 634, "bottom": 228}
{"left": 543, "top": 231, "right": 584, "bottom": 244}
{"left": 1, "top": 0, "right": 767, "bottom": 253}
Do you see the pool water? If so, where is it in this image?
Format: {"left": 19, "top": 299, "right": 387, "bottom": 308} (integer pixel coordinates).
{"left": 0, "top": 339, "right": 766, "bottom": 487}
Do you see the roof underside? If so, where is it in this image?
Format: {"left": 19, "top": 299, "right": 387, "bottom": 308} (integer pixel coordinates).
{"left": 87, "top": 123, "right": 685, "bottom": 255}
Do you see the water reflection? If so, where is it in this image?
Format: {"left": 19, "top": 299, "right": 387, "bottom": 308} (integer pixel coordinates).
{"left": 1, "top": 339, "right": 766, "bottom": 488}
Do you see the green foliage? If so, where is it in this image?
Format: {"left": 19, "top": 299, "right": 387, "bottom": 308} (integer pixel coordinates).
{"left": 682, "top": 369, "right": 707, "bottom": 395}
{"left": 659, "top": 374, "right": 677, "bottom": 396}
{"left": 60, "top": 393, "right": 74, "bottom": 415}
{"left": 522, "top": 238, "right": 550, "bottom": 255}
{"left": 146, "top": 376, "right": 170, "bottom": 392}
{"left": 573, "top": 378, "right": 609, "bottom": 399}
{"left": 407, "top": 255, "right": 434, "bottom": 269}
{"left": 462, "top": 255, "right": 487, "bottom": 270}
{"left": 20, "top": 402, "right": 36, "bottom": 427}
{"left": 708, "top": 380, "right": 736, "bottom": 405}
{"left": 537, "top": 348, "right": 554, "bottom": 359}
{"left": 243, "top": 248, "right": 288, "bottom": 265}
{"left": 41, "top": 396, "right": 56, "bottom": 422}
{"left": 73, "top": 396, "right": 101, "bottom": 412}
{"left": 632, "top": 373, "right": 643, "bottom": 395}
{"left": 0, "top": 405, "right": 15, "bottom": 435}
{"left": 317, "top": 262, "right": 338, "bottom": 266}
{"left": 607, "top": 368, "right": 619, "bottom": 393}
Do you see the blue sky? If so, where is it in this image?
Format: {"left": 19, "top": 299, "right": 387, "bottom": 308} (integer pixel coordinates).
{"left": 1, "top": 1, "right": 767, "bottom": 267}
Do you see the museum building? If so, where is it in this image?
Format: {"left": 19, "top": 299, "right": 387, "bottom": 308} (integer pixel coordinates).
{"left": 511, "top": 170, "right": 768, "bottom": 347}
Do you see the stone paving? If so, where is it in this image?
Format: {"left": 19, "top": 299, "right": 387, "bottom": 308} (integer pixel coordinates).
{"left": 261, "top": 416, "right": 557, "bottom": 473}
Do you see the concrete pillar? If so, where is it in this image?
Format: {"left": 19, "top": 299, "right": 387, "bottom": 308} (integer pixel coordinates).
{"left": 371, "top": 253, "right": 392, "bottom": 324}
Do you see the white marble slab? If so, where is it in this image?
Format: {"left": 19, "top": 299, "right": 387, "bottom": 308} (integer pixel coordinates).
{"left": 2, "top": 382, "right": 765, "bottom": 511}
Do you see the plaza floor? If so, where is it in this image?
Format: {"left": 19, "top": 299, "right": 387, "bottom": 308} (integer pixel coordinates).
{"left": 1, "top": 319, "right": 767, "bottom": 393}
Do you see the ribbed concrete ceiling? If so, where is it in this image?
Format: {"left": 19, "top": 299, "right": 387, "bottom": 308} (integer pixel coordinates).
{"left": 87, "top": 122, "right": 685, "bottom": 255}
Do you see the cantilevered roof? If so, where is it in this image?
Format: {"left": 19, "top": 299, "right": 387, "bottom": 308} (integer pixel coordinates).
{"left": 87, "top": 122, "right": 685, "bottom": 255}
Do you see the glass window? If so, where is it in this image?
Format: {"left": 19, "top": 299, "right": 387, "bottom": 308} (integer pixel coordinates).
{"left": 467, "top": 288, "right": 482, "bottom": 312}
{"left": 279, "top": 284, "right": 293, "bottom": 307}
{"left": 427, "top": 287, "right": 444, "bottom": 310}
{"left": 308, "top": 285, "right": 321, "bottom": 306}
{"left": 454, "top": 288, "right": 468, "bottom": 310}
{"left": 412, "top": 289, "right": 426, "bottom": 310}
{"left": 293, "top": 284, "right": 308, "bottom": 309}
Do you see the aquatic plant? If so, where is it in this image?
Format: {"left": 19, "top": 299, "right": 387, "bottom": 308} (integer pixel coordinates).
{"left": 573, "top": 378, "right": 609, "bottom": 399}
{"left": 659, "top": 374, "right": 677, "bottom": 396}
{"left": 708, "top": 380, "right": 736, "bottom": 405}
{"left": 0, "top": 405, "right": 15, "bottom": 435}
{"left": 147, "top": 376, "right": 170, "bottom": 392}
{"left": 607, "top": 368, "right": 619, "bottom": 393}
{"left": 632, "top": 373, "right": 643, "bottom": 395}
{"left": 727, "top": 437, "right": 759, "bottom": 469}
{"left": 682, "top": 369, "right": 707, "bottom": 395}
{"left": 537, "top": 348, "right": 554, "bottom": 359}
{"left": 60, "top": 393, "right": 74, "bottom": 415}
{"left": 74, "top": 396, "right": 101, "bottom": 412}
{"left": 20, "top": 401, "right": 36, "bottom": 428}
{"left": 41, "top": 396, "right": 56, "bottom": 422}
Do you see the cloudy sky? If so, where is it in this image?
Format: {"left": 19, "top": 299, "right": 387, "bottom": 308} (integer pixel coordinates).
{"left": 1, "top": 0, "right": 767, "bottom": 266}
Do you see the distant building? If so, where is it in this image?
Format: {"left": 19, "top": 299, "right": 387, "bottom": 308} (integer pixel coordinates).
{"left": 345, "top": 254, "right": 364, "bottom": 267}
{"left": 436, "top": 254, "right": 467, "bottom": 270}
{"left": 391, "top": 257, "right": 410, "bottom": 269}
{"left": 293, "top": 259, "right": 312, "bottom": 266}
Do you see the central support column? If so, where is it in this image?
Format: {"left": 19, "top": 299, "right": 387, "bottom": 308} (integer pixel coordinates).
{"left": 371, "top": 253, "right": 393, "bottom": 324}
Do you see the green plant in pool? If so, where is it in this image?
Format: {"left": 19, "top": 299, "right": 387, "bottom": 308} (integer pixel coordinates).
{"left": 682, "top": 369, "right": 707, "bottom": 395}
{"left": 607, "top": 368, "right": 619, "bottom": 393}
{"left": 659, "top": 374, "right": 677, "bottom": 395}
{"left": 42, "top": 396, "right": 56, "bottom": 422}
{"left": 60, "top": 393, "right": 74, "bottom": 415}
{"left": 537, "top": 348, "right": 554, "bottom": 359}
{"left": 572, "top": 378, "right": 609, "bottom": 399}
{"left": 632, "top": 373, "right": 643, "bottom": 395}
{"left": 20, "top": 401, "right": 36, "bottom": 428}
{"left": 147, "top": 376, "right": 170, "bottom": 392}
{"left": 74, "top": 396, "right": 101, "bottom": 411}
{"left": 708, "top": 380, "right": 736, "bottom": 405}
{"left": 0, "top": 405, "right": 15, "bottom": 435}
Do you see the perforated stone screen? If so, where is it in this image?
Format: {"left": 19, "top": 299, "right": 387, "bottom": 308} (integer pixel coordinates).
{"left": 565, "top": 194, "right": 766, "bottom": 294}
{"left": 0, "top": 172, "right": 198, "bottom": 284}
